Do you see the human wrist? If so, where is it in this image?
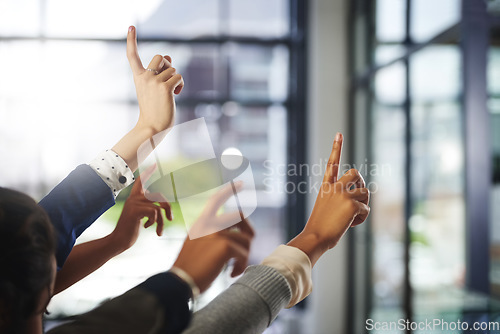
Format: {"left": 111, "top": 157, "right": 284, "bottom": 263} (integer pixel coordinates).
{"left": 169, "top": 266, "right": 200, "bottom": 299}
{"left": 111, "top": 125, "right": 157, "bottom": 172}
{"left": 136, "top": 116, "right": 171, "bottom": 136}
{"left": 286, "top": 230, "right": 326, "bottom": 267}
{"left": 107, "top": 229, "right": 131, "bottom": 254}
{"left": 133, "top": 122, "right": 158, "bottom": 137}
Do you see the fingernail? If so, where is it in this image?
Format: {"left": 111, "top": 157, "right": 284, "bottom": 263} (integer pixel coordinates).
{"left": 128, "top": 26, "right": 134, "bottom": 33}
{"left": 335, "top": 132, "right": 342, "bottom": 141}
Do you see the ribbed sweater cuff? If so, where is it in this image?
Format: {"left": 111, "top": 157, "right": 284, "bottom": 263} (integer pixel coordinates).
{"left": 261, "top": 244, "right": 313, "bottom": 308}
{"left": 235, "top": 265, "right": 292, "bottom": 324}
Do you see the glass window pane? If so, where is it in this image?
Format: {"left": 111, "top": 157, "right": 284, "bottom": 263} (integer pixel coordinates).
{"left": 0, "top": 100, "right": 136, "bottom": 199}
{"left": 138, "top": 0, "right": 219, "bottom": 38}
{"left": 46, "top": 41, "right": 131, "bottom": 102}
{"left": 488, "top": 47, "right": 500, "bottom": 96}
{"left": 370, "top": 103, "right": 406, "bottom": 316}
{"left": 410, "top": 45, "right": 465, "bottom": 311}
{"left": 375, "top": 45, "right": 406, "bottom": 66}
{"left": 374, "top": 61, "right": 406, "bottom": 105}
{"left": 0, "top": 41, "right": 131, "bottom": 102}
{"left": 488, "top": 98, "right": 500, "bottom": 114}
{"left": 228, "top": 0, "right": 289, "bottom": 38}
{"left": 45, "top": 0, "right": 138, "bottom": 38}
{"left": 410, "top": 0, "right": 460, "bottom": 43}
{"left": 376, "top": 0, "right": 406, "bottom": 42}
{"left": 228, "top": 44, "right": 288, "bottom": 102}
{"left": 0, "top": 0, "right": 40, "bottom": 36}
{"left": 45, "top": 0, "right": 220, "bottom": 39}
{"left": 0, "top": 41, "right": 44, "bottom": 101}
{"left": 410, "top": 46, "right": 460, "bottom": 101}
{"left": 0, "top": 41, "right": 135, "bottom": 198}
{"left": 410, "top": 101, "right": 465, "bottom": 302}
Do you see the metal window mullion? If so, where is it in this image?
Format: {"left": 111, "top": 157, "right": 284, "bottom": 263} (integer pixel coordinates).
{"left": 462, "top": 0, "right": 491, "bottom": 294}
{"left": 403, "top": 0, "right": 413, "bottom": 331}
{"left": 285, "top": 0, "right": 308, "bottom": 247}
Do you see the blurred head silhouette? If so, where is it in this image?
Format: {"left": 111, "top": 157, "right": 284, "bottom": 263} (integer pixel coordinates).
{"left": 0, "top": 188, "right": 56, "bottom": 333}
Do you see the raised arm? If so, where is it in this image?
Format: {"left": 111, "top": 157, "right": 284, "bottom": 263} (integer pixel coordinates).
{"left": 287, "top": 132, "right": 370, "bottom": 265}
{"left": 48, "top": 184, "right": 255, "bottom": 334}
{"left": 53, "top": 165, "right": 171, "bottom": 294}
{"left": 40, "top": 25, "right": 184, "bottom": 269}
{"left": 183, "top": 133, "right": 371, "bottom": 334}
{"left": 112, "top": 26, "right": 183, "bottom": 171}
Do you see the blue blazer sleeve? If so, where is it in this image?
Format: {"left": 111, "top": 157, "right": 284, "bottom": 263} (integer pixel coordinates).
{"left": 39, "top": 164, "right": 115, "bottom": 269}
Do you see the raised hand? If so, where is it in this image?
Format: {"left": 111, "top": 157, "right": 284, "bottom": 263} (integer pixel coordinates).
{"left": 53, "top": 165, "right": 173, "bottom": 294}
{"left": 173, "top": 182, "right": 255, "bottom": 293}
{"left": 111, "top": 164, "right": 173, "bottom": 251}
{"left": 110, "top": 27, "right": 185, "bottom": 172}
{"left": 126, "top": 26, "right": 184, "bottom": 133}
{"left": 287, "top": 133, "right": 370, "bottom": 266}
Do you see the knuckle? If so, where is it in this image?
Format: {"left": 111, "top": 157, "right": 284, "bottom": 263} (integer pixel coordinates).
{"left": 348, "top": 168, "right": 360, "bottom": 177}
{"left": 165, "top": 75, "right": 180, "bottom": 87}
{"left": 136, "top": 73, "right": 148, "bottom": 81}
{"left": 327, "top": 159, "right": 338, "bottom": 166}
{"left": 346, "top": 200, "right": 357, "bottom": 212}
{"left": 222, "top": 240, "right": 232, "bottom": 252}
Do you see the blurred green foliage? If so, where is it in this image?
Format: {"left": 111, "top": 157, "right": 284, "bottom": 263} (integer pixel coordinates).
{"left": 100, "top": 157, "right": 227, "bottom": 229}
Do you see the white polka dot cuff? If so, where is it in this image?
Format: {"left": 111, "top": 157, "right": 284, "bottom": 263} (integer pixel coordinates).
{"left": 88, "top": 150, "right": 135, "bottom": 198}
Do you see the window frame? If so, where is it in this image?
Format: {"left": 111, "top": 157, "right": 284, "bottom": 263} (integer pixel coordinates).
{"left": 347, "top": 0, "right": 493, "bottom": 332}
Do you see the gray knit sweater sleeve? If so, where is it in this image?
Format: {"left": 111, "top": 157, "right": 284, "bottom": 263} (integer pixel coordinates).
{"left": 182, "top": 265, "right": 292, "bottom": 334}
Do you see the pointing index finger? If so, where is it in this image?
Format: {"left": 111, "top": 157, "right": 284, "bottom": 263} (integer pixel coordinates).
{"left": 323, "top": 132, "right": 343, "bottom": 184}
{"left": 126, "top": 26, "right": 144, "bottom": 75}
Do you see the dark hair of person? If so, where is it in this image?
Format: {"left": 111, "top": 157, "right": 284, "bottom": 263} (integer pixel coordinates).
{"left": 0, "top": 187, "right": 56, "bottom": 333}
